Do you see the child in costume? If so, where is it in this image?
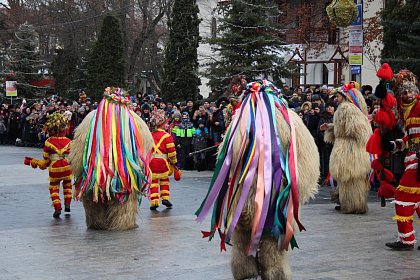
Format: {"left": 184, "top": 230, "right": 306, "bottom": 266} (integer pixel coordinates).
{"left": 24, "top": 112, "right": 72, "bottom": 218}
{"left": 196, "top": 80, "right": 319, "bottom": 280}
{"left": 69, "top": 87, "right": 153, "bottom": 230}
{"left": 149, "top": 109, "right": 180, "bottom": 210}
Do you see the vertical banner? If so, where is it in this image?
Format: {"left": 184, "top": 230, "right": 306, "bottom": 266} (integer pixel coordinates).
{"left": 349, "top": 4, "right": 363, "bottom": 66}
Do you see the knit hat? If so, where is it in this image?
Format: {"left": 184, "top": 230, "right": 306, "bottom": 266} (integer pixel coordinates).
{"left": 172, "top": 111, "right": 182, "bottom": 119}
{"left": 311, "top": 94, "right": 321, "bottom": 101}
{"left": 141, "top": 103, "right": 151, "bottom": 111}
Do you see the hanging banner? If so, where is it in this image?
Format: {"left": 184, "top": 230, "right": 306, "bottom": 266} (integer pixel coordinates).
{"left": 6, "top": 81, "right": 17, "bottom": 97}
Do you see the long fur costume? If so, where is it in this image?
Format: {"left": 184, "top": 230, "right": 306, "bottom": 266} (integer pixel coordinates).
{"left": 228, "top": 109, "right": 319, "bottom": 280}
{"left": 69, "top": 110, "right": 153, "bottom": 230}
{"left": 324, "top": 88, "right": 372, "bottom": 214}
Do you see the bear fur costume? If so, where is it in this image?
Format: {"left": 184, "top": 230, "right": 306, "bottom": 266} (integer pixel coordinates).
{"left": 197, "top": 79, "right": 320, "bottom": 280}
{"left": 228, "top": 109, "right": 319, "bottom": 280}
{"left": 324, "top": 86, "right": 372, "bottom": 214}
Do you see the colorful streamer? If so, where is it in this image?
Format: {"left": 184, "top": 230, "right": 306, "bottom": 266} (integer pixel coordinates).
{"left": 74, "top": 87, "right": 150, "bottom": 205}
{"left": 195, "top": 80, "right": 304, "bottom": 256}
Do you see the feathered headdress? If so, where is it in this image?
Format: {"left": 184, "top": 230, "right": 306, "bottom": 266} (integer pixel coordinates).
{"left": 196, "top": 80, "right": 303, "bottom": 256}
{"left": 75, "top": 87, "right": 150, "bottom": 204}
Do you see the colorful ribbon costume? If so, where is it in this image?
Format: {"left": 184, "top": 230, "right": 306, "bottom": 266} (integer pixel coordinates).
{"left": 196, "top": 80, "right": 304, "bottom": 256}
{"left": 74, "top": 87, "right": 150, "bottom": 205}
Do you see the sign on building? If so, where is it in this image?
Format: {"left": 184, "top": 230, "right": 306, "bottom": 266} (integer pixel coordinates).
{"left": 6, "top": 81, "right": 17, "bottom": 97}
{"left": 349, "top": 4, "right": 363, "bottom": 66}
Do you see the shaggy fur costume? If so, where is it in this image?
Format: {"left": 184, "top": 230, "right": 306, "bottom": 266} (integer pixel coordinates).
{"left": 325, "top": 88, "right": 372, "bottom": 214}
{"left": 229, "top": 109, "right": 319, "bottom": 280}
{"left": 69, "top": 110, "right": 153, "bottom": 230}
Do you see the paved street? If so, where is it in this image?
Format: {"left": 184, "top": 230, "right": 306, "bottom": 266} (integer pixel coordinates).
{"left": 0, "top": 145, "right": 419, "bottom": 280}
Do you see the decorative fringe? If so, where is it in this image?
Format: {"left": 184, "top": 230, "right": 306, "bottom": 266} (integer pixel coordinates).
{"left": 398, "top": 230, "right": 415, "bottom": 238}
{"left": 366, "top": 129, "right": 382, "bottom": 155}
{"left": 376, "top": 63, "right": 394, "bottom": 81}
{"left": 49, "top": 175, "right": 72, "bottom": 182}
{"left": 396, "top": 185, "right": 420, "bottom": 194}
{"left": 393, "top": 215, "right": 414, "bottom": 222}
{"left": 75, "top": 94, "right": 150, "bottom": 205}
{"left": 399, "top": 239, "right": 416, "bottom": 245}
{"left": 195, "top": 80, "right": 303, "bottom": 256}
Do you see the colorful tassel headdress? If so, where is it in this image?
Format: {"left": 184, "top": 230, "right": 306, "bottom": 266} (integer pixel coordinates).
{"left": 75, "top": 86, "right": 151, "bottom": 204}
{"left": 42, "top": 112, "right": 68, "bottom": 135}
{"left": 196, "top": 80, "right": 304, "bottom": 256}
{"left": 338, "top": 83, "right": 366, "bottom": 114}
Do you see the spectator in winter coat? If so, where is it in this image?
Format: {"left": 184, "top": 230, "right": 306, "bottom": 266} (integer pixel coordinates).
{"left": 208, "top": 104, "right": 225, "bottom": 145}
{"left": 192, "top": 120, "right": 209, "bottom": 171}
{"left": 317, "top": 102, "right": 336, "bottom": 180}
{"left": 0, "top": 115, "right": 6, "bottom": 144}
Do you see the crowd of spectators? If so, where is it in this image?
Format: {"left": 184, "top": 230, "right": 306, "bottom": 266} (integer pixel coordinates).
{"left": 0, "top": 83, "right": 383, "bottom": 177}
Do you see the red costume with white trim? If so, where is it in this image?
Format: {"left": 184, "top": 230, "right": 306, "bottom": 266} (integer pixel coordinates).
{"left": 149, "top": 110, "right": 179, "bottom": 209}
{"left": 391, "top": 99, "right": 420, "bottom": 245}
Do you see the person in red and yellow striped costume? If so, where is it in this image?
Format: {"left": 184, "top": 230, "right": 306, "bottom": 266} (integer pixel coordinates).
{"left": 149, "top": 109, "right": 179, "bottom": 210}
{"left": 24, "top": 112, "right": 72, "bottom": 218}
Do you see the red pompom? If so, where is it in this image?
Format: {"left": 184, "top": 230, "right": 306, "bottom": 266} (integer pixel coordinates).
{"left": 383, "top": 168, "right": 394, "bottom": 183}
{"left": 377, "top": 181, "right": 395, "bottom": 199}
{"left": 381, "top": 93, "right": 397, "bottom": 109}
{"left": 24, "top": 157, "right": 32, "bottom": 166}
{"left": 374, "top": 109, "right": 396, "bottom": 129}
{"left": 366, "top": 129, "right": 383, "bottom": 155}
{"left": 174, "top": 169, "right": 182, "bottom": 181}
{"left": 371, "top": 158, "right": 383, "bottom": 171}
{"left": 377, "top": 63, "right": 394, "bottom": 81}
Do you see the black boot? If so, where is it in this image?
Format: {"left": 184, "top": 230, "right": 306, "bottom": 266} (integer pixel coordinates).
{"left": 150, "top": 205, "right": 158, "bottom": 211}
{"left": 162, "top": 200, "right": 173, "bottom": 208}
{"left": 385, "top": 241, "right": 414, "bottom": 251}
{"left": 334, "top": 205, "right": 341, "bottom": 211}
{"left": 53, "top": 210, "right": 61, "bottom": 218}
{"left": 64, "top": 204, "right": 71, "bottom": 213}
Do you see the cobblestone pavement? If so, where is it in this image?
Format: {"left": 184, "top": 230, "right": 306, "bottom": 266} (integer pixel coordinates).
{"left": 0, "top": 146, "right": 419, "bottom": 280}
